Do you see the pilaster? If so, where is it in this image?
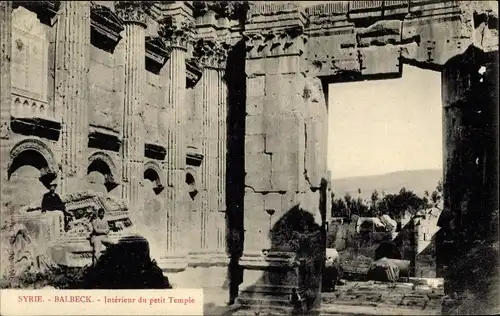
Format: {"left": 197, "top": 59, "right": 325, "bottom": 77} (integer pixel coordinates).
{"left": 194, "top": 39, "right": 229, "bottom": 255}
{"left": 158, "top": 13, "right": 194, "bottom": 270}
{"left": 55, "top": 2, "right": 91, "bottom": 195}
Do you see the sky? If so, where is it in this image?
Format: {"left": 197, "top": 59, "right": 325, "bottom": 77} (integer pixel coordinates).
{"left": 327, "top": 65, "right": 443, "bottom": 179}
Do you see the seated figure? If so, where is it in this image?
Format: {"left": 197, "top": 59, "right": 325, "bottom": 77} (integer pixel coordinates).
{"left": 90, "top": 208, "right": 113, "bottom": 264}
{"left": 41, "top": 182, "right": 73, "bottom": 231}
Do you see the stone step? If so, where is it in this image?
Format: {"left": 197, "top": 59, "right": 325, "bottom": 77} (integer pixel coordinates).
{"left": 239, "top": 285, "right": 295, "bottom": 298}
{"left": 236, "top": 296, "right": 292, "bottom": 308}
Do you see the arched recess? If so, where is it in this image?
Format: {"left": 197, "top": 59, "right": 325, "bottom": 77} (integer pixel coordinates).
{"left": 6, "top": 139, "right": 58, "bottom": 209}
{"left": 87, "top": 152, "right": 119, "bottom": 193}
{"left": 8, "top": 139, "right": 58, "bottom": 186}
{"left": 143, "top": 161, "right": 165, "bottom": 195}
{"left": 185, "top": 167, "right": 199, "bottom": 200}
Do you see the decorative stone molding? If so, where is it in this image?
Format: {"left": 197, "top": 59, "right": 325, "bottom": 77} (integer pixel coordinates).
{"left": 186, "top": 57, "right": 203, "bottom": 88}
{"left": 13, "top": 1, "right": 60, "bottom": 26}
{"left": 145, "top": 36, "right": 171, "bottom": 73}
{"left": 114, "top": 0, "right": 151, "bottom": 27}
{"left": 193, "top": 39, "right": 230, "bottom": 69}
{"left": 8, "top": 138, "right": 58, "bottom": 180}
{"left": 244, "top": 26, "right": 306, "bottom": 58}
{"left": 303, "top": 0, "right": 496, "bottom": 76}
{"left": 144, "top": 142, "right": 167, "bottom": 161}
{"left": 143, "top": 160, "right": 165, "bottom": 194}
{"left": 10, "top": 94, "right": 61, "bottom": 141}
{"left": 87, "top": 151, "right": 120, "bottom": 191}
{"left": 88, "top": 125, "right": 121, "bottom": 152}
{"left": 158, "top": 16, "right": 195, "bottom": 50}
{"left": 186, "top": 153, "right": 203, "bottom": 167}
{"left": 90, "top": 3, "right": 124, "bottom": 52}
{"left": 192, "top": 1, "right": 250, "bottom": 21}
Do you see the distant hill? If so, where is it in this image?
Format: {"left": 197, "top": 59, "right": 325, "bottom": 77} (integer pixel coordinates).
{"left": 331, "top": 169, "right": 442, "bottom": 200}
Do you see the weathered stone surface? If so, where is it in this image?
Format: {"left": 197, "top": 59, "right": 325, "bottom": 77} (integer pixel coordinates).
{"left": 0, "top": 3, "right": 497, "bottom": 312}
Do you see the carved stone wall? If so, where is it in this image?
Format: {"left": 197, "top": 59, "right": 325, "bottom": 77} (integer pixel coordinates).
{"left": 0, "top": 2, "right": 498, "bottom": 304}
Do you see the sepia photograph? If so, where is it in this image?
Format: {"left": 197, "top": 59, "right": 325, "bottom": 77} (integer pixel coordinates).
{"left": 0, "top": 1, "right": 498, "bottom": 315}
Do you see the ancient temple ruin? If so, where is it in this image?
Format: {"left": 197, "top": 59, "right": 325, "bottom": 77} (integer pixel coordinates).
{"left": 0, "top": 0, "right": 498, "bottom": 312}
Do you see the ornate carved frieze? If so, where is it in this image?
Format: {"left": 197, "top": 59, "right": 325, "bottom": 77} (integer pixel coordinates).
{"left": 13, "top": 1, "right": 60, "bottom": 26}
{"left": 186, "top": 57, "right": 203, "bottom": 88}
{"left": 302, "top": 0, "right": 489, "bottom": 76}
{"left": 88, "top": 125, "right": 121, "bottom": 152}
{"left": 192, "top": 1, "right": 250, "bottom": 21}
{"left": 90, "top": 3, "right": 124, "bottom": 52}
{"left": 244, "top": 26, "right": 306, "bottom": 58}
{"left": 356, "top": 20, "right": 403, "bottom": 47}
{"left": 114, "top": 0, "right": 151, "bottom": 26}
{"left": 145, "top": 36, "right": 171, "bottom": 74}
{"left": 158, "top": 16, "right": 195, "bottom": 50}
{"left": 193, "top": 39, "right": 230, "bottom": 69}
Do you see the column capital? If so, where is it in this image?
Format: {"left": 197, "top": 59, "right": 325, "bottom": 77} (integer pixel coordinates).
{"left": 114, "top": 1, "right": 151, "bottom": 27}
{"left": 193, "top": 39, "right": 231, "bottom": 70}
{"left": 158, "top": 16, "right": 195, "bottom": 51}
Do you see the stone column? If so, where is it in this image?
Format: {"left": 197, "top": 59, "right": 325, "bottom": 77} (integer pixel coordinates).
{"left": 55, "top": 2, "right": 91, "bottom": 195}
{"left": 195, "top": 40, "right": 228, "bottom": 254}
{"left": 115, "top": 2, "right": 147, "bottom": 215}
{"left": 158, "top": 17, "right": 192, "bottom": 264}
{"left": 0, "top": 1, "right": 12, "bottom": 140}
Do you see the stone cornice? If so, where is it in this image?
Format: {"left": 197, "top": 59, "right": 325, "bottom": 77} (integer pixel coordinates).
{"left": 193, "top": 38, "right": 230, "bottom": 69}
{"left": 158, "top": 15, "right": 195, "bottom": 50}
{"left": 13, "top": 1, "right": 60, "bottom": 26}
{"left": 90, "top": 3, "right": 124, "bottom": 52}
{"left": 186, "top": 57, "right": 203, "bottom": 88}
{"left": 146, "top": 36, "right": 171, "bottom": 73}
{"left": 114, "top": 1, "right": 152, "bottom": 27}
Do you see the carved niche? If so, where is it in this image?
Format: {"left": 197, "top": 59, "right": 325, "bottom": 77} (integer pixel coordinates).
{"left": 11, "top": 7, "right": 49, "bottom": 103}
{"left": 90, "top": 3, "right": 124, "bottom": 53}
{"left": 143, "top": 161, "right": 165, "bottom": 195}
{"left": 8, "top": 138, "right": 58, "bottom": 184}
{"left": 87, "top": 151, "right": 120, "bottom": 192}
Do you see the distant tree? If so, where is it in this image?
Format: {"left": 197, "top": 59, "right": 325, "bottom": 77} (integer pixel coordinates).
{"left": 370, "top": 190, "right": 380, "bottom": 211}
{"left": 429, "top": 178, "right": 443, "bottom": 209}
{"left": 329, "top": 180, "right": 443, "bottom": 220}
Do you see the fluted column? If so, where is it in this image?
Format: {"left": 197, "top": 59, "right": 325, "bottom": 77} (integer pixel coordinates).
{"left": 195, "top": 40, "right": 228, "bottom": 253}
{"left": 55, "top": 2, "right": 90, "bottom": 195}
{"left": 115, "top": 2, "right": 147, "bottom": 215}
{"left": 217, "top": 68, "right": 228, "bottom": 252}
{"left": 159, "top": 17, "right": 193, "bottom": 258}
{"left": 0, "top": 1, "right": 12, "bottom": 140}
